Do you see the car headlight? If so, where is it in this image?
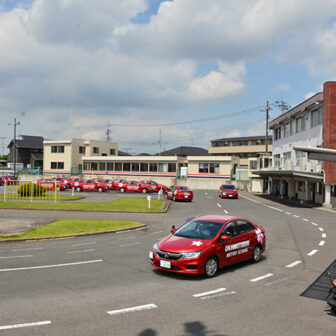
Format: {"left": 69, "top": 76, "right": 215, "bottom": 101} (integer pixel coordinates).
{"left": 153, "top": 243, "right": 160, "bottom": 253}
{"left": 222, "top": 192, "right": 227, "bottom": 195}
{"left": 180, "top": 251, "right": 203, "bottom": 259}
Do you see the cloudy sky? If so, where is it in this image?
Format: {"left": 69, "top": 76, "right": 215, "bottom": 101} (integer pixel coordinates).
{"left": 1, "top": 0, "right": 336, "bottom": 154}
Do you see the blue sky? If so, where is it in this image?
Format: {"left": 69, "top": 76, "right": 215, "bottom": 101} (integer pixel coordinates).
{"left": 0, "top": 0, "right": 335, "bottom": 154}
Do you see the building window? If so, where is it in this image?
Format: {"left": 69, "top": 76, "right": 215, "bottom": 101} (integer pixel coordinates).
{"left": 284, "top": 122, "right": 290, "bottom": 137}
{"left": 79, "top": 146, "right": 85, "bottom": 154}
{"left": 51, "top": 146, "right": 65, "bottom": 153}
{"left": 83, "top": 162, "right": 90, "bottom": 170}
{"left": 93, "top": 147, "right": 99, "bottom": 154}
{"left": 296, "top": 116, "right": 306, "bottom": 133}
{"left": 141, "top": 163, "right": 148, "bottom": 172}
{"left": 110, "top": 149, "right": 115, "bottom": 155}
{"left": 50, "top": 162, "right": 64, "bottom": 169}
{"left": 99, "top": 162, "right": 106, "bottom": 171}
{"left": 123, "top": 162, "right": 130, "bottom": 171}
{"left": 149, "top": 163, "right": 157, "bottom": 172}
{"left": 274, "top": 127, "right": 281, "bottom": 140}
{"left": 158, "top": 163, "right": 168, "bottom": 172}
{"left": 249, "top": 160, "right": 258, "bottom": 170}
{"left": 311, "top": 107, "right": 323, "bottom": 128}
{"left": 168, "top": 163, "right": 176, "bottom": 172}
{"left": 199, "top": 163, "right": 209, "bottom": 173}
{"left": 132, "top": 163, "right": 139, "bottom": 171}
{"left": 91, "top": 162, "right": 98, "bottom": 171}
{"left": 274, "top": 154, "right": 281, "bottom": 168}
{"left": 264, "top": 157, "right": 272, "bottom": 168}
{"left": 115, "top": 162, "right": 122, "bottom": 171}
{"left": 107, "top": 162, "right": 114, "bottom": 171}
{"left": 209, "top": 163, "right": 219, "bottom": 174}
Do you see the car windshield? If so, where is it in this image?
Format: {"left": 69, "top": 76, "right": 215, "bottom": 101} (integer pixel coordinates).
{"left": 178, "top": 187, "right": 190, "bottom": 191}
{"left": 222, "top": 185, "right": 235, "bottom": 190}
{"left": 174, "top": 220, "right": 223, "bottom": 239}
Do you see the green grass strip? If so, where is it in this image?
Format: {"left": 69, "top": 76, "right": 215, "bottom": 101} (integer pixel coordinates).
{"left": 0, "top": 194, "right": 84, "bottom": 201}
{"left": 0, "top": 219, "right": 143, "bottom": 240}
{"left": 0, "top": 197, "right": 165, "bottom": 212}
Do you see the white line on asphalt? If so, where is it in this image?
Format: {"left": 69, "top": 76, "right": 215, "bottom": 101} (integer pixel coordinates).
{"left": 307, "top": 249, "right": 318, "bottom": 256}
{"left": 319, "top": 240, "right": 325, "bottom": 247}
{"left": 265, "top": 277, "right": 289, "bottom": 286}
{"left": 0, "top": 259, "right": 103, "bottom": 272}
{"left": 285, "top": 212, "right": 291, "bottom": 215}
{"left": 0, "top": 255, "right": 33, "bottom": 259}
{"left": 118, "top": 236, "right": 137, "bottom": 240}
{"left": 216, "top": 203, "right": 222, "bottom": 208}
{"left": 150, "top": 231, "right": 164, "bottom": 235}
{"left": 267, "top": 206, "right": 283, "bottom": 212}
{"left": 72, "top": 242, "right": 96, "bottom": 247}
{"left": 205, "top": 192, "right": 208, "bottom": 195}
{"left": 119, "top": 242, "right": 141, "bottom": 247}
{"left": 66, "top": 249, "right": 95, "bottom": 254}
{"left": 200, "top": 291, "right": 236, "bottom": 300}
{"left": 318, "top": 227, "right": 324, "bottom": 232}
{"left": 312, "top": 222, "right": 318, "bottom": 226}
{"left": 193, "top": 288, "right": 227, "bottom": 297}
{"left": 0, "top": 321, "right": 51, "bottom": 331}
{"left": 207, "top": 197, "right": 213, "bottom": 199}
{"left": 322, "top": 233, "right": 327, "bottom": 238}
{"left": 286, "top": 260, "right": 302, "bottom": 268}
{"left": 303, "top": 218, "right": 309, "bottom": 222}
{"left": 10, "top": 247, "right": 43, "bottom": 252}
{"left": 250, "top": 273, "right": 274, "bottom": 282}
{"left": 239, "top": 195, "right": 261, "bottom": 204}
{"left": 293, "top": 215, "right": 299, "bottom": 218}
{"left": 107, "top": 304, "right": 158, "bottom": 316}
{"left": 224, "top": 210, "right": 229, "bottom": 214}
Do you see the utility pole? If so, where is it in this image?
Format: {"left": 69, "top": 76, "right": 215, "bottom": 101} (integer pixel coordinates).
{"left": 159, "top": 129, "right": 162, "bottom": 156}
{"left": 0, "top": 137, "right": 5, "bottom": 156}
{"left": 8, "top": 118, "right": 20, "bottom": 176}
{"left": 106, "top": 122, "right": 112, "bottom": 142}
{"left": 265, "top": 101, "right": 271, "bottom": 153}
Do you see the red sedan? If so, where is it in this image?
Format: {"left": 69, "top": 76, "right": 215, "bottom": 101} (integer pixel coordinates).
{"left": 149, "top": 215, "right": 266, "bottom": 278}
{"left": 219, "top": 184, "right": 238, "bottom": 199}
{"left": 34, "top": 178, "right": 67, "bottom": 191}
{"left": 166, "top": 186, "right": 193, "bottom": 202}
{"left": 119, "top": 180, "right": 151, "bottom": 193}
{"left": 112, "top": 179, "right": 127, "bottom": 191}
{"left": 139, "top": 180, "right": 167, "bottom": 193}
{"left": 74, "top": 180, "right": 106, "bottom": 192}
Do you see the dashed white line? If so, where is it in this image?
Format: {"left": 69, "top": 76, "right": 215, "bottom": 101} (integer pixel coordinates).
{"left": 250, "top": 273, "right": 274, "bottom": 282}
{"left": 193, "top": 288, "right": 227, "bottom": 298}
{"left": 285, "top": 212, "right": 291, "bottom": 215}
{"left": 312, "top": 222, "right": 318, "bottom": 226}
{"left": 119, "top": 242, "right": 141, "bottom": 247}
{"left": 207, "top": 197, "right": 213, "bottom": 199}
{"left": 0, "top": 321, "right": 51, "bottom": 331}
{"left": 224, "top": 210, "right": 229, "bottom": 214}
{"left": 303, "top": 218, "right": 309, "bottom": 222}
{"left": 0, "top": 259, "right": 103, "bottom": 272}
{"left": 216, "top": 203, "right": 222, "bottom": 208}
{"left": 72, "top": 242, "right": 96, "bottom": 247}
{"left": 239, "top": 195, "right": 261, "bottom": 204}
{"left": 150, "top": 231, "right": 164, "bottom": 235}
{"left": 66, "top": 249, "right": 95, "bottom": 254}
{"left": 267, "top": 206, "right": 283, "bottom": 212}
{"left": 107, "top": 304, "right": 158, "bottom": 316}
{"left": 200, "top": 291, "right": 236, "bottom": 300}
{"left": 322, "top": 233, "right": 327, "bottom": 238}
{"left": 307, "top": 249, "right": 318, "bottom": 256}
{"left": 118, "top": 236, "right": 137, "bottom": 240}
{"left": 293, "top": 215, "right": 299, "bottom": 218}
{"left": 265, "top": 277, "right": 288, "bottom": 286}
{"left": 10, "top": 247, "right": 43, "bottom": 252}
{"left": 0, "top": 255, "right": 33, "bottom": 259}
{"left": 286, "top": 260, "right": 302, "bottom": 268}
{"left": 318, "top": 227, "right": 324, "bottom": 232}
{"left": 319, "top": 240, "right": 325, "bottom": 247}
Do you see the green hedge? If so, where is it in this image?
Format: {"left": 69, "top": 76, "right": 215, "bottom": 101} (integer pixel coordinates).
{"left": 17, "top": 183, "right": 46, "bottom": 197}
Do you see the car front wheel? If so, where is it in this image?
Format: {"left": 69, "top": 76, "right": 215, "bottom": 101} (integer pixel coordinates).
{"left": 252, "top": 245, "right": 262, "bottom": 262}
{"left": 141, "top": 188, "right": 147, "bottom": 194}
{"left": 97, "top": 187, "right": 103, "bottom": 192}
{"left": 76, "top": 187, "right": 81, "bottom": 192}
{"left": 120, "top": 188, "right": 125, "bottom": 193}
{"left": 204, "top": 256, "right": 218, "bottom": 278}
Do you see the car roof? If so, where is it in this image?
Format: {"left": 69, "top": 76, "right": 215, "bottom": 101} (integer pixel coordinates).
{"left": 192, "top": 215, "right": 238, "bottom": 223}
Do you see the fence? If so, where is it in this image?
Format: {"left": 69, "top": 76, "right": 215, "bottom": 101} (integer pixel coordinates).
{"left": 3, "top": 180, "right": 61, "bottom": 202}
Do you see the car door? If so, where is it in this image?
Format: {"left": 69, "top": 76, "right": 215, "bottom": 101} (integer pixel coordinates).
{"left": 217, "top": 221, "right": 241, "bottom": 267}
{"left": 234, "top": 220, "right": 256, "bottom": 261}
{"left": 167, "top": 186, "right": 174, "bottom": 199}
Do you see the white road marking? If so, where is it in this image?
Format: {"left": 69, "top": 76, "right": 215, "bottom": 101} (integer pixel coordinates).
{"left": 286, "top": 260, "right": 302, "bottom": 268}
{"left": 293, "top": 215, "right": 299, "bottom": 218}
{"left": 0, "top": 321, "right": 51, "bottom": 330}
{"left": 205, "top": 192, "right": 208, "bottom": 195}
{"left": 307, "top": 249, "right": 318, "bottom": 256}
{"left": 312, "top": 222, "right": 318, "bottom": 226}
{"left": 107, "top": 304, "right": 158, "bottom": 316}
{"left": 224, "top": 210, "right": 229, "bottom": 214}
{"left": 267, "top": 206, "right": 283, "bottom": 212}
{"left": 265, "top": 277, "right": 289, "bottom": 286}
{"left": 200, "top": 291, "right": 236, "bottom": 300}
{"left": 118, "top": 236, "right": 137, "bottom": 240}
{"left": 318, "top": 227, "right": 324, "bottom": 232}
{"left": 285, "top": 212, "right": 291, "bottom": 215}
{"left": 120, "top": 242, "right": 141, "bottom": 247}
{"left": 239, "top": 195, "right": 261, "bottom": 204}
{"left": 303, "top": 218, "right": 309, "bottom": 222}
{"left": 66, "top": 249, "right": 95, "bottom": 254}
{"left": 193, "top": 288, "right": 227, "bottom": 298}
{"left": 150, "top": 231, "right": 164, "bottom": 235}
{"left": 322, "top": 233, "right": 327, "bottom": 238}
{"left": 0, "top": 255, "right": 33, "bottom": 259}
{"left": 216, "top": 203, "right": 222, "bottom": 208}
{"left": 207, "top": 197, "right": 213, "bottom": 199}
{"left": 72, "top": 242, "right": 96, "bottom": 247}
{"left": 10, "top": 247, "right": 43, "bottom": 252}
{"left": 0, "top": 259, "right": 102, "bottom": 272}
{"left": 250, "top": 273, "right": 274, "bottom": 282}
{"left": 319, "top": 240, "right": 325, "bottom": 247}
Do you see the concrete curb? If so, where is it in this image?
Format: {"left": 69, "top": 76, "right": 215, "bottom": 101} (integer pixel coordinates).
{"left": 0, "top": 224, "right": 147, "bottom": 243}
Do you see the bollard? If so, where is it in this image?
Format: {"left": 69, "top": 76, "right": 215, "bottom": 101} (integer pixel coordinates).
{"left": 158, "top": 188, "right": 163, "bottom": 200}
{"left": 147, "top": 195, "right": 151, "bottom": 209}
{"left": 72, "top": 187, "right": 75, "bottom": 196}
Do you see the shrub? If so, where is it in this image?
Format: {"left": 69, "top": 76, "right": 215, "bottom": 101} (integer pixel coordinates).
{"left": 17, "top": 183, "right": 46, "bottom": 197}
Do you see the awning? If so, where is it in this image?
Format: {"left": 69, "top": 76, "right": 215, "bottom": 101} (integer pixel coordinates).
{"left": 293, "top": 146, "right": 336, "bottom": 163}
{"left": 253, "top": 169, "right": 323, "bottom": 181}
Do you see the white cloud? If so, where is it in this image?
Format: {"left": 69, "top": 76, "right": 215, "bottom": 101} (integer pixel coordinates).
{"left": 305, "top": 91, "right": 316, "bottom": 100}
{"left": 277, "top": 83, "right": 291, "bottom": 91}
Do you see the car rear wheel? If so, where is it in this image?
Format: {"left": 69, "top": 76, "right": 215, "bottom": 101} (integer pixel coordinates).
{"left": 76, "top": 187, "right": 81, "bottom": 192}
{"left": 97, "top": 187, "right": 103, "bottom": 192}
{"left": 120, "top": 187, "right": 125, "bottom": 193}
{"left": 204, "top": 256, "right": 218, "bottom": 278}
{"left": 252, "top": 245, "right": 262, "bottom": 262}
{"left": 141, "top": 188, "right": 147, "bottom": 194}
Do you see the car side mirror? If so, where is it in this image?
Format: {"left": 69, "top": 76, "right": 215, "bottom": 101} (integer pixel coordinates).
{"left": 219, "top": 235, "right": 230, "bottom": 242}
{"left": 171, "top": 225, "right": 177, "bottom": 234}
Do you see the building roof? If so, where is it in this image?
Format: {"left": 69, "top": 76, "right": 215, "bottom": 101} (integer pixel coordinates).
{"left": 211, "top": 135, "right": 269, "bottom": 142}
{"left": 8, "top": 135, "right": 44, "bottom": 149}
{"left": 158, "top": 146, "right": 209, "bottom": 156}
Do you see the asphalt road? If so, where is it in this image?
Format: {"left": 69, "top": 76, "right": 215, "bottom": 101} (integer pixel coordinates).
{"left": 0, "top": 191, "right": 335, "bottom": 335}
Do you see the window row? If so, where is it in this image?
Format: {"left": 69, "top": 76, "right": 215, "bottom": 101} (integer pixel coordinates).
{"left": 212, "top": 140, "right": 267, "bottom": 147}
{"left": 83, "top": 162, "right": 176, "bottom": 173}
{"left": 50, "top": 162, "right": 64, "bottom": 169}
{"left": 51, "top": 146, "right": 64, "bottom": 153}
{"left": 198, "top": 163, "right": 220, "bottom": 174}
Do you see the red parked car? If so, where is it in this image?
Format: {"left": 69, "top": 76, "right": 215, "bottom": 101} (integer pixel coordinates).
{"left": 112, "top": 179, "right": 127, "bottom": 191}
{"left": 34, "top": 178, "right": 67, "bottom": 191}
{"left": 93, "top": 178, "right": 113, "bottom": 190}
{"left": 219, "top": 184, "right": 238, "bottom": 199}
{"left": 50, "top": 177, "right": 69, "bottom": 189}
{"left": 0, "top": 176, "right": 18, "bottom": 186}
{"left": 166, "top": 186, "right": 193, "bottom": 202}
{"left": 119, "top": 180, "right": 151, "bottom": 193}
{"left": 66, "top": 178, "right": 80, "bottom": 189}
{"left": 74, "top": 180, "right": 106, "bottom": 192}
{"left": 139, "top": 180, "right": 167, "bottom": 193}
{"left": 149, "top": 215, "right": 266, "bottom": 278}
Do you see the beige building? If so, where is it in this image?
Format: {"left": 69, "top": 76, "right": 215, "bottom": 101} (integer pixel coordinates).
{"left": 43, "top": 138, "right": 118, "bottom": 175}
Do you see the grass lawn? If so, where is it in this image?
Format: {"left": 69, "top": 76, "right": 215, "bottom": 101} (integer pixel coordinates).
{"left": 0, "top": 219, "right": 143, "bottom": 240}
{"left": 0, "top": 194, "right": 84, "bottom": 201}
{"left": 0, "top": 197, "right": 165, "bottom": 212}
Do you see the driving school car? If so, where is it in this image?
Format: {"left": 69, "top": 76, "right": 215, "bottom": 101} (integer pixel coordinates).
{"left": 74, "top": 180, "right": 106, "bottom": 192}
{"left": 139, "top": 180, "right": 167, "bottom": 193}
{"left": 119, "top": 180, "right": 152, "bottom": 193}
{"left": 166, "top": 186, "right": 193, "bottom": 202}
{"left": 34, "top": 178, "right": 67, "bottom": 191}
{"left": 219, "top": 184, "right": 238, "bottom": 199}
{"left": 149, "top": 215, "right": 265, "bottom": 278}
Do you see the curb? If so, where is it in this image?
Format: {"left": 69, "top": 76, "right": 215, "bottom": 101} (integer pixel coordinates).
{"left": 0, "top": 224, "right": 147, "bottom": 243}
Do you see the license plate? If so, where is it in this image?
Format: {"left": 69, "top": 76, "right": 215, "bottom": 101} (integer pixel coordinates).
{"left": 149, "top": 251, "right": 153, "bottom": 259}
{"left": 229, "top": 195, "right": 233, "bottom": 197}
{"left": 160, "top": 260, "right": 171, "bottom": 269}
{"left": 185, "top": 195, "right": 188, "bottom": 198}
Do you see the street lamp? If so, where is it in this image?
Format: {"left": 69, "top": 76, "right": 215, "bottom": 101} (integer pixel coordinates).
{"left": 8, "top": 118, "right": 20, "bottom": 176}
